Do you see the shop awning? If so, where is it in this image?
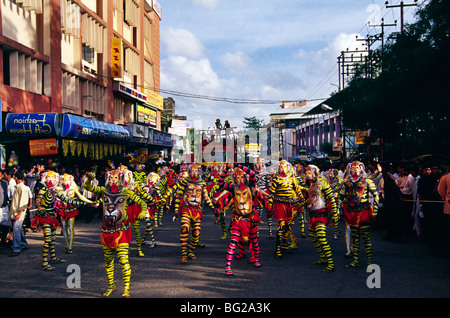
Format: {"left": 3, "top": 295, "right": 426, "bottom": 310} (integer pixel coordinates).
{"left": 60, "top": 114, "right": 131, "bottom": 143}
{"left": 5, "top": 113, "right": 61, "bottom": 137}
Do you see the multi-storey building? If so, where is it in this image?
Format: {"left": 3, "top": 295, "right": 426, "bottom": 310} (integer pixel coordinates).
{"left": 266, "top": 101, "right": 343, "bottom": 162}
{"left": 0, "top": 0, "right": 170, "bottom": 168}
{"left": 295, "top": 109, "right": 341, "bottom": 160}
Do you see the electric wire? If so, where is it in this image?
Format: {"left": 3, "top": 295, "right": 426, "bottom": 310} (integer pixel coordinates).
{"left": 81, "top": 1, "right": 421, "bottom": 109}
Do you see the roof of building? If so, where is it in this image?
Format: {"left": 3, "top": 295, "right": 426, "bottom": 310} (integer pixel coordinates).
{"left": 269, "top": 102, "right": 322, "bottom": 121}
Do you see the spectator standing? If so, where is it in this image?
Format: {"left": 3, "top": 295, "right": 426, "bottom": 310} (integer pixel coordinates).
{"left": 0, "top": 170, "right": 10, "bottom": 248}
{"left": 25, "top": 164, "right": 42, "bottom": 195}
{"left": 4, "top": 169, "right": 16, "bottom": 199}
{"left": 418, "top": 164, "right": 443, "bottom": 255}
{"left": 401, "top": 166, "right": 415, "bottom": 236}
{"left": 9, "top": 171, "right": 32, "bottom": 256}
{"left": 437, "top": 165, "right": 450, "bottom": 259}
{"left": 381, "top": 163, "right": 404, "bottom": 242}
{"left": 411, "top": 166, "right": 422, "bottom": 239}
{"left": 25, "top": 164, "right": 44, "bottom": 228}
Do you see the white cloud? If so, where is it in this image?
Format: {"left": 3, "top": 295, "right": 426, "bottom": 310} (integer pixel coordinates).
{"left": 161, "top": 27, "right": 225, "bottom": 99}
{"left": 161, "top": 56, "right": 222, "bottom": 96}
{"left": 292, "top": 32, "right": 367, "bottom": 98}
{"left": 294, "top": 33, "right": 364, "bottom": 70}
{"left": 161, "top": 28, "right": 205, "bottom": 60}
{"left": 190, "top": 0, "right": 219, "bottom": 9}
{"left": 159, "top": 1, "right": 421, "bottom": 128}
{"left": 219, "top": 51, "right": 253, "bottom": 75}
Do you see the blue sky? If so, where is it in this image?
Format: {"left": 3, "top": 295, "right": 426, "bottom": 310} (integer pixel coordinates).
{"left": 159, "top": 0, "right": 424, "bottom": 129}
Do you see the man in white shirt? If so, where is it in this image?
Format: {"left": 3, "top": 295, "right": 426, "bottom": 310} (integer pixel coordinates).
{"left": 401, "top": 166, "right": 415, "bottom": 236}
{"left": 5, "top": 169, "right": 16, "bottom": 200}
{"left": 411, "top": 167, "right": 422, "bottom": 238}
{"left": 402, "top": 170, "right": 415, "bottom": 197}
{"left": 9, "top": 171, "right": 32, "bottom": 256}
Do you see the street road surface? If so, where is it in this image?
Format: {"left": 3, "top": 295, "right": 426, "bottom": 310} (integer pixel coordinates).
{"left": 0, "top": 207, "right": 449, "bottom": 303}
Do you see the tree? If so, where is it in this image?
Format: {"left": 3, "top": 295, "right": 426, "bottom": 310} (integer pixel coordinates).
{"left": 326, "top": 0, "right": 450, "bottom": 160}
{"left": 243, "top": 116, "right": 265, "bottom": 130}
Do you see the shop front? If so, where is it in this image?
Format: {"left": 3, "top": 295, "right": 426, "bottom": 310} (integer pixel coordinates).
{"left": 3, "top": 112, "right": 61, "bottom": 169}
{"left": 147, "top": 129, "right": 174, "bottom": 164}
{"left": 125, "top": 123, "right": 150, "bottom": 165}
{"left": 2, "top": 112, "right": 131, "bottom": 170}
{"left": 59, "top": 114, "right": 131, "bottom": 167}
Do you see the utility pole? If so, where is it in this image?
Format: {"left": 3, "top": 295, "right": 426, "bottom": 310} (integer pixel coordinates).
{"left": 356, "top": 34, "right": 381, "bottom": 78}
{"left": 337, "top": 48, "right": 368, "bottom": 90}
{"left": 336, "top": 48, "right": 368, "bottom": 162}
{"left": 368, "top": 18, "right": 397, "bottom": 55}
{"left": 385, "top": 0, "right": 418, "bottom": 33}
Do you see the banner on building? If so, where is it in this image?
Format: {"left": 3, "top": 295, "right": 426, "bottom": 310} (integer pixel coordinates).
{"left": 29, "top": 138, "right": 58, "bottom": 156}
{"left": 143, "top": 89, "right": 164, "bottom": 111}
{"left": 137, "top": 148, "right": 148, "bottom": 163}
{"left": 5, "top": 113, "right": 60, "bottom": 137}
{"left": 111, "top": 38, "right": 122, "bottom": 78}
{"left": 333, "top": 137, "right": 343, "bottom": 151}
{"left": 356, "top": 131, "right": 367, "bottom": 144}
{"left": 136, "top": 104, "right": 157, "bottom": 127}
{"left": 61, "top": 114, "right": 130, "bottom": 143}
{"left": 171, "top": 119, "right": 193, "bottom": 128}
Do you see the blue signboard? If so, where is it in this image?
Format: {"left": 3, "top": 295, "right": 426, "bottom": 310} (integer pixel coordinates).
{"left": 149, "top": 129, "right": 173, "bottom": 147}
{"left": 5, "top": 113, "right": 60, "bottom": 137}
{"left": 61, "top": 114, "right": 131, "bottom": 143}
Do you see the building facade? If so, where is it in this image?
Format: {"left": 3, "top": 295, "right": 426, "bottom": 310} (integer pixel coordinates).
{"left": 295, "top": 110, "right": 341, "bottom": 160}
{"left": 0, "top": 0, "right": 170, "bottom": 168}
{"left": 266, "top": 101, "right": 342, "bottom": 162}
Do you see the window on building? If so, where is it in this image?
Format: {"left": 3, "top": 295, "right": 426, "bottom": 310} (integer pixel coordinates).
{"left": 82, "top": 44, "right": 95, "bottom": 64}
{"left": 3, "top": 49, "right": 46, "bottom": 95}
{"left": 2, "top": 51, "right": 10, "bottom": 86}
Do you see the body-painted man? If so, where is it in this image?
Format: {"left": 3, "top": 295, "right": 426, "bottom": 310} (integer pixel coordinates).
{"left": 84, "top": 169, "right": 147, "bottom": 297}
{"left": 172, "top": 164, "right": 216, "bottom": 264}
{"left": 155, "top": 166, "right": 169, "bottom": 226}
{"left": 305, "top": 165, "right": 339, "bottom": 272}
{"left": 218, "top": 165, "right": 268, "bottom": 276}
{"left": 56, "top": 173, "right": 96, "bottom": 254}
{"left": 119, "top": 166, "right": 146, "bottom": 257}
{"left": 208, "top": 164, "right": 231, "bottom": 239}
{"left": 32, "top": 171, "right": 91, "bottom": 271}
{"left": 254, "top": 158, "right": 274, "bottom": 239}
{"left": 133, "top": 164, "right": 146, "bottom": 186}
{"left": 268, "top": 160, "right": 305, "bottom": 258}
{"left": 292, "top": 163, "right": 308, "bottom": 242}
{"left": 327, "top": 168, "right": 345, "bottom": 239}
{"left": 136, "top": 172, "right": 162, "bottom": 248}
{"left": 338, "top": 161, "right": 379, "bottom": 268}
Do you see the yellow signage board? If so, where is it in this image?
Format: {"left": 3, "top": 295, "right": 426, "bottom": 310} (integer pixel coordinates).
{"left": 111, "top": 38, "right": 122, "bottom": 78}
{"left": 356, "top": 131, "right": 367, "bottom": 144}
{"left": 143, "top": 88, "right": 164, "bottom": 110}
{"left": 137, "top": 104, "right": 157, "bottom": 127}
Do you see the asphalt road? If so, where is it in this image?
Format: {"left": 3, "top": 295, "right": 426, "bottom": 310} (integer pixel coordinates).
{"left": 0, "top": 206, "right": 449, "bottom": 304}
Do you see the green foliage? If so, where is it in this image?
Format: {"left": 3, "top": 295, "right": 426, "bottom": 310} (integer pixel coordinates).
{"left": 243, "top": 116, "right": 265, "bottom": 130}
{"left": 327, "top": 0, "right": 450, "bottom": 159}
